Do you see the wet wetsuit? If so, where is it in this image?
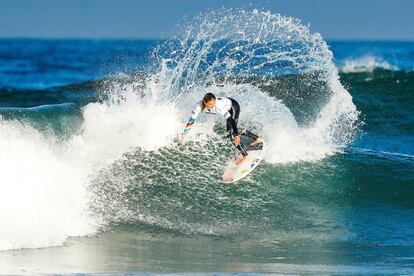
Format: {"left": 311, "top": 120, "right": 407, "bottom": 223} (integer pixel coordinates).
{"left": 183, "top": 97, "right": 258, "bottom": 156}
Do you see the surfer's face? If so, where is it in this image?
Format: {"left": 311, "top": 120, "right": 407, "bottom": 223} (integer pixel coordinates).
{"left": 204, "top": 99, "right": 216, "bottom": 109}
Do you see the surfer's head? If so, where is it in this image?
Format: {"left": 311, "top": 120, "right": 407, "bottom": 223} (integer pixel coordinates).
{"left": 202, "top": 93, "right": 216, "bottom": 111}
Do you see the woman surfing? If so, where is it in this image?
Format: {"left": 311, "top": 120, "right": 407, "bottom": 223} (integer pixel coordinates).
{"left": 181, "top": 93, "right": 262, "bottom": 160}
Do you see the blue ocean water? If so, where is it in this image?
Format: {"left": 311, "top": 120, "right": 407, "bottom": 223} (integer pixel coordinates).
{"left": 0, "top": 10, "right": 413, "bottom": 274}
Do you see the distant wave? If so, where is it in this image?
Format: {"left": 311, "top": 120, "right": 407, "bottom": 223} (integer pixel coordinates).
{"left": 0, "top": 102, "right": 75, "bottom": 111}
{"left": 339, "top": 55, "right": 398, "bottom": 73}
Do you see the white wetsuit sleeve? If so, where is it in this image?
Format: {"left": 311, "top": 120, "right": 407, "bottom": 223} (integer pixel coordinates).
{"left": 183, "top": 102, "right": 202, "bottom": 135}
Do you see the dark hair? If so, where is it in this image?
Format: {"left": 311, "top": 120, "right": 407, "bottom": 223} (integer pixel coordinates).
{"left": 201, "top": 93, "right": 216, "bottom": 112}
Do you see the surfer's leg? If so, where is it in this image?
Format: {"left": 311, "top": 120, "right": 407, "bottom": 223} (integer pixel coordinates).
{"left": 226, "top": 100, "right": 237, "bottom": 141}
{"left": 229, "top": 98, "right": 258, "bottom": 141}
{"left": 226, "top": 117, "right": 232, "bottom": 133}
{"left": 235, "top": 144, "right": 248, "bottom": 157}
{"left": 228, "top": 98, "right": 261, "bottom": 143}
{"left": 226, "top": 118, "right": 233, "bottom": 142}
{"left": 228, "top": 99, "right": 248, "bottom": 156}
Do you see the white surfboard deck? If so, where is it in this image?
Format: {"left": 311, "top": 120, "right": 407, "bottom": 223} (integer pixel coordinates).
{"left": 222, "top": 139, "right": 264, "bottom": 183}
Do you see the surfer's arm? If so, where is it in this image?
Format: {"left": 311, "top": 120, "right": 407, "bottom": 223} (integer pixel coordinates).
{"left": 183, "top": 105, "right": 201, "bottom": 135}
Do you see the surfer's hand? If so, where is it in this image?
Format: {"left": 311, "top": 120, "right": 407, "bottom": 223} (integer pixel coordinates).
{"left": 234, "top": 135, "right": 240, "bottom": 145}
{"left": 179, "top": 134, "right": 185, "bottom": 145}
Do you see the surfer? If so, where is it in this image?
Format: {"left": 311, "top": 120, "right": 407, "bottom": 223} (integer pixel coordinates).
{"left": 181, "top": 93, "right": 262, "bottom": 158}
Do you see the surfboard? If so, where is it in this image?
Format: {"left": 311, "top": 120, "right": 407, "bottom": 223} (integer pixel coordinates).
{"left": 222, "top": 139, "right": 264, "bottom": 183}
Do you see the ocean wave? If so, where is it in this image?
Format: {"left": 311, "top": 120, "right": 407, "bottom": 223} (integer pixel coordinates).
{"left": 0, "top": 9, "right": 361, "bottom": 250}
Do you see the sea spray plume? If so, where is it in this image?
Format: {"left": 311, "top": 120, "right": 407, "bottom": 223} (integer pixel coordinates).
{"left": 148, "top": 9, "right": 359, "bottom": 161}
{"left": 149, "top": 9, "right": 334, "bottom": 100}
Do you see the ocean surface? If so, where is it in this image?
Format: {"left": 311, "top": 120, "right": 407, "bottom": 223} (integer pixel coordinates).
{"left": 0, "top": 10, "right": 413, "bottom": 274}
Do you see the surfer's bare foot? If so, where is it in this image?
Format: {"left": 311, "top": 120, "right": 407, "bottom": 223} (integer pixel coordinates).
{"left": 235, "top": 155, "right": 248, "bottom": 165}
{"left": 251, "top": 138, "right": 263, "bottom": 145}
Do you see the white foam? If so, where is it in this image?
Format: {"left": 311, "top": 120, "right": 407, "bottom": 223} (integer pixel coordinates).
{"left": 0, "top": 120, "right": 96, "bottom": 250}
{"left": 0, "top": 90, "right": 182, "bottom": 251}
{"left": 67, "top": 91, "right": 181, "bottom": 169}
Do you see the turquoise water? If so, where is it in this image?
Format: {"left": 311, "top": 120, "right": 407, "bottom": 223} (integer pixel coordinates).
{"left": 0, "top": 10, "right": 413, "bottom": 274}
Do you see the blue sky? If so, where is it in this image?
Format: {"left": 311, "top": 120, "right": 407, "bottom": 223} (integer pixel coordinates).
{"left": 1, "top": 0, "right": 413, "bottom": 40}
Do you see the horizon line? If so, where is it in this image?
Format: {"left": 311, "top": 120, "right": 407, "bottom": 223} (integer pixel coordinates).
{"left": 1, "top": 36, "right": 414, "bottom": 42}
